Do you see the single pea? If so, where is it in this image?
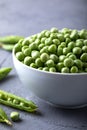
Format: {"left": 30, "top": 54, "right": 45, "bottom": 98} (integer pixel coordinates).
{"left": 73, "top": 47, "right": 82, "bottom": 55}
{"left": 61, "top": 42, "right": 66, "bottom": 48}
{"left": 30, "top": 63, "right": 37, "bottom": 68}
{"left": 76, "top": 40, "right": 83, "bottom": 48}
{"left": 14, "top": 43, "right": 22, "bottom": 53}
{"left": 57, "top": 47, "right": 63, "bottom": 56}
{"left": 35, "top": 39, "right": 40, "bottom": 45}
{"left": 59, "top": 55, "right": 66, "bottom": 62}
{"left": 31, "top": 51, "right": 40, "bottom": 59}
{"left": 40, "top": 30, "right": 48, "bottom": 36}
{"left": 57, "top": 34, "right": 65, "bottom": 42}
{"left": 83, "top": 62, "right": 87, "bottom": 68}
{"left": 70, "top": 30, "right": 79, "bottom": 40}
{"left": 84, "top": 40, "right": 87, "bottom": 46}
{"left": 40, "top": 53, "right": 49, "bottom": 62}
{"left": 22, "top": 39, "right": 30, "bottom": 46}
{"left": 61, "top": 28, "right": 71, "bottom": 34}
{"left": 13, "top": 99, "right": 19, "bottom": 104}
{"left": 40, "top": 46, "right": 49, "bottom": 54}
{"left": 10, "top": 111, "right": 20, "bottom": 121}
{"left": 63, "top": 47, "right": 69, "bottom": 55}
{"left": 56, "top": 62, "right": 64, "bottom": 72}
{"left": 37, "top": 33, "right": 43, "bottom": 39}
{"left": 48, "top": 44, "right": 57, "bottom": 53}
{"left": 66, "top": 52, "right": 73, "bottom": 57}
{"left": 24, "top": 56, "right": 34, "bottom": 66}
{"left": 18, "top": 39, "right": 24, "bottom": 44}
{"left": 46, "top": 59, "right": 55, "bottom": 67}
{"left": 79, "top": 29, "right": 87, "bottom": 39}
{"left": 69, "top": 54, "right": 77, "bottom": 60}
{"left": 68, "top": 42, "right": 75, "bottom": 50}
{"left": 64, "top": 58, "right": 74, "bottom": 67}
{"left": 22, "top": 46, "right": 28, "bottom": 52}
{"left": 28, "top": 37, "right": 34, "bottom": 43}
{"left": 70, "top": 66, "right": 78, "bottom": 73}
{"left": 45, "top": 31, "right": 51, "bottom": 37}
{"left": 49, "top": 67, "right": 56, "bottom": 72}
{"left": 45, "top": 38, "right": 52, "bottom": 45}
{"left": 35, "top": 58, "right": 43, "bottom": 67}
{"left": 41, "top": 37, "right": 46, "bottom": 43}
{"left": 82, "top": 46, "right": 87, "bottom": 53}
{"left": 29, "top": 42, "right": 37, "bottom": 50}
{"left": 52, "top": 39, "right": 60, "bottom": 46}
{"left": 65, "top": 38, "right": 71, "bottom": 44}
{"left": 61, "top": 67, "right": 69, "bottom": 73}
{"left": 43, "top": 67, "right": 49, "bottom": 71}
{"left": 50, "top": 27, "right": 58, "bottom": 33}
{"left": 80, "top": 53, "right": 87, "bottom": 62}
{"left": 64, "top": 34, "right": 70, "bottom": 38}
{"left": 38, "top": 43, "right": 45, "bottom": 50}
{"left": 50, "top": 33, "right": 58, "bottom": 39}
{"left": 16, "top": 52, "right": 25, "bottom": 61}
{"left": 20, "top": 102, "right": 25, "bottom": 106}
{"left": 74, "top": 59, "right": 83, "bottom": 68}
{"left": 38, "top": 67, "right": 43, "bottom": 70}
{"left": 23, "top": 48, "right": 31, "bottom": 56}
{"left": 50, "top": 54, "right": 58, "bottom": 63}
{"left": 31, "top": 34, "right": 37, "bottom": 41}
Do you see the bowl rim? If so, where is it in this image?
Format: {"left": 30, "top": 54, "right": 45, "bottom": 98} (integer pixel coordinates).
{"left": 12, "top": 47, "right": 87, "bottom": 76}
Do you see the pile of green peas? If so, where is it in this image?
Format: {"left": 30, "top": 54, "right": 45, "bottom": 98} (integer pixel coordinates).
{"left": 14, "top": 28, "right": 87, "bottom": 73}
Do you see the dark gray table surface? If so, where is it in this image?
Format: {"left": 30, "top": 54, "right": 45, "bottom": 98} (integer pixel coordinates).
{"left": 0, "top": 0, "right": 87, "bottom": 130}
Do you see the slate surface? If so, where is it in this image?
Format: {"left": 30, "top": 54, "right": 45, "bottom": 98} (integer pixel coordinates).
{"left": 0, "top": 0, "right": 87, "bottom": 130}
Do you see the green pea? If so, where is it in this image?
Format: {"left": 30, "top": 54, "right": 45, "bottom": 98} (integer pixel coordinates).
{"left": 29, "top": 42, "right": 37, "bottom": 50}
{"left": 56, "top": 62, "right": 64, "bottom": 72}
{"left": 23, "top": 48, "right": 31, "bottom": 56}
{"left": 35, "top": 58, "right": 43, "bottom": 67}
{"left": 45, "top": 38, "right": 52, "bottom": 45}
{"left": 50, "top": 33, "right": 58, "bottom": 39}
{"left": 30, "top": 63, "right": 37, "bottom": 68}
{"left": 70, "top": 30, "right": 79, "bottom": 40}
{"left": 49, "top": 67, "right": 56, "bottom": 72}
{"left": 38, "top": 43, "right": 45, "bottom": 50}
{"left": 61, "top": 28, "right": 71, "bottom": 34}
{"left": 70, "top": 66, "right": 78, "bottom": 73}
{"left": 84, "top": 40, "right": 87, "bottom": 46}
{"left": 59, "top": 55, "right": 66, "bottom": 62}
{"left": 64, "top": 34, "right": 70, "bottom": 38}
{"left": 73, "top": 47, "right": 82, "bottom": 55}
{"left": 22, "top": 46, "right": 28, "bottom": 52}
{"left": 80, "top": 53, "right": 87, "bottom": 62}
{"left": 40, "top": 46, "right": 49, "bottom": 54}
{"left": 79, "top": 29, "right": 87, "bottom": 39}
{"left": 83, "top": 62, "right": 87, "bottom": 68}
{"left": 38, "top": 67, "right": 43, "bottom": 70}
{"left": 61, "top": 42, "right": 66, "bottom": 48}
{"left": 46, "top": 59, "right": 55, "bottom": 67}
{"left": 57, "top": 34, "right": 65, "bottom": 42}
{"left": 10, "top": 112, "right": 20, "bottom": 121}
{"left": 69, "top": 54, "right": 76, "bottom": 60}
{"left": 68, "top": 42, "right": 75, "bottom": 50}
{"left": 63, "top": 47, "right": 69, "bottom": 55}
{"left": 8, "top": 98, "right": 13, "bottom": 102}
{"left": 13, "top": 99, "right": 19, "bottom": 104}
{"left": 37, "top": 33, "right": 43, "bottom": 39}
{"left": 82, "top": 46, "right": 87, "bottom": 52}
{"left": 24, "top": 56, "right": 33, "bottom": 66}
{"left": 22, "top": 39, "right": 30, "bottom": 46}
{"left": 31, "top": 51, "right": 40, "bottom": 59}
{"left": 43, "top": 67, "right": 49, "bottom": 71}
{"left": 64, "top": 58, "right": 74, "bottom": 67}
{"left": 50, "top": 27, "right": 58, "bottom": 33}
{"left": 52, "top": 39, "right": 60, "bottom": 46}
{"left": 61, "top": 67, "right": 69, "bottom": 73}
{"left": 48, "top": 44, "right": 57, "bottom": 53}
{"left": 18, "top": 39, "right": 24, "bottom": 44}
{"left": 14, "top": 43, "right": 22, "bottom": 53}
{"left": 16, "top": 52, "right": 25, "bottom": 61}
{"left": 40, "top": 53, "right": 49, "bottom": 62}
{"left": 35, "top": 39, "right": 40, "bottom": 45}
{"left": 41, "top": 37, "right": 46, "bottom": 43}
{"left": 28, "top": 38, "right": 34, "bottom": 43}
{"left": 76, "top": 39, "right": 83, "bottom": 47}
{"left": 57, "top": 47, "right": 63, "bottom": 56}
{"left": 74, "top": 59, "right": 83, "bottom": 68}
{"left": 50, "top": 54, "right": 58, "bottom": 63}
{"left": 45, "top": 31, "right": 51, "bottom": 37}
{"left": 65, "top": 38, "right": 71, "bottom": 44}
{"left": 66, "top": 52, "right": 73, "bottom": 57}
{"left": 40, "top": 30, "right": 48, "bottom": 36}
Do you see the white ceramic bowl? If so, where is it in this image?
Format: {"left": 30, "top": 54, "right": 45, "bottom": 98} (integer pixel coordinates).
{"left": 13, "top": 50, "right": 87, "bottom": 108}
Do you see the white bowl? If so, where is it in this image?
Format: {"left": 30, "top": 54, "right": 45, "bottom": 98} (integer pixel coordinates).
{"left": 12, "top": 50, "right": 87, "bottom": 108}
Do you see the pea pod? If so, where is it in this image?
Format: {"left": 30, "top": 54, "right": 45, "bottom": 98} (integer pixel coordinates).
{"left": 0, "top": 68, "right": 12, "bottom": 81}
{"left": 0, "top": 35, "right": 24, "bottom": 44}
{"left": 0, "top": 90, "right": 37, "bottom": 113}
{"left": 0, "top": 43, "right": 14, "bottom": 51}
{"left": 0, "top": 107, "right": 12, "bottom": 125}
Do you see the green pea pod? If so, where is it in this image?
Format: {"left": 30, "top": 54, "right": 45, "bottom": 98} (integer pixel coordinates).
{"left": 0, "top": 35, "right": 24, "bottom": 44}
{"left": 0, "top": 107, "right": 12, "bottom": 125}
{"left": 0, "top": 68, "right": 12, "bottom": 81}
{"left": 0, "top": 43, "right": 14, "bottom": 51}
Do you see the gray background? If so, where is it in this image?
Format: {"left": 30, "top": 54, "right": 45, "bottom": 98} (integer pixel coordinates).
{"left": 0, "top": 0, "right": 87, "bottom": 130}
